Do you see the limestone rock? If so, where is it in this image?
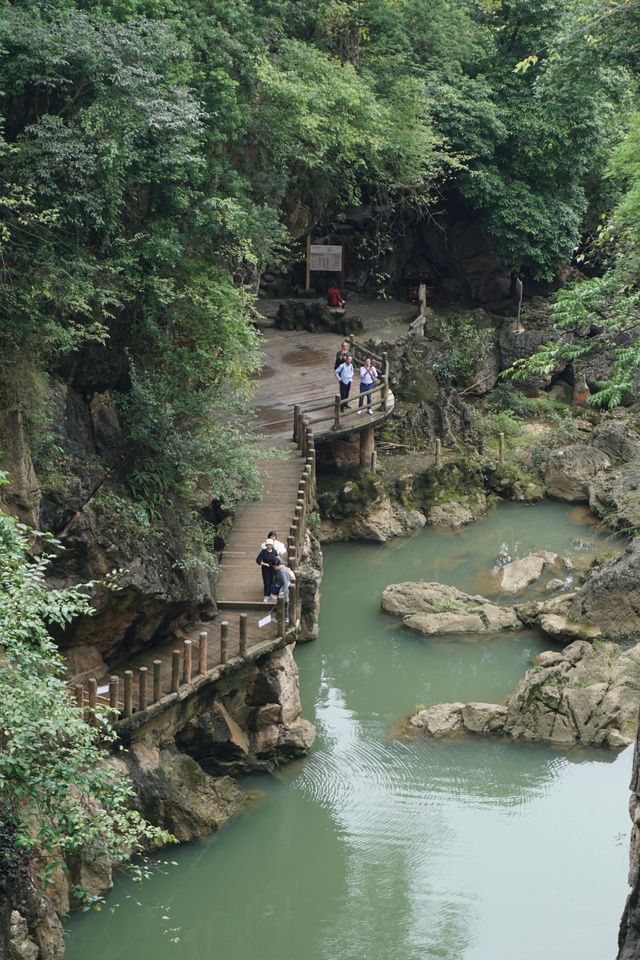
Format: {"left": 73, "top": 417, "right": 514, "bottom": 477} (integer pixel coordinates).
{"left": 409, "top": 703, "right": 464, "bottom": 736}
{"left": 0, "top": 410, "right": 41, "bottom": 526}
{"left": 175, "top": 700, "right": 250, "bottom": 772}
{"left": 296, "top": 532, "right": 323, "bottom": 641}
{"left": 502, "top": 640, "right": 640, "bottom": 748}
{"left": 409, "top": 641, "right": 640, "bottom": 750}
{"left": 545, "top": 578, "right": 565, "bottom": 592}
{"left": 382, "top": 581, "right": 522, "bottom": 635}
{"left": 429, "top": 501, "right": 474, "bottom": 528}
{"left": 567, "top": 540, "right": 640, "bottom": 641}
{"left": 590, "top": 420, "right": 640, "bottom": 464}
{"left": 519, "top": 592, "right": 603, "bottom": 642}
{"left": 10, "top": 912, "right": 39, "bottom": 960}
{"left": 498, "top": 554, "right": 546, "bottom": 594}
{"left": 32, "top": 901, "right": 64, "bottom": 960}
{"left": 125, "top": 743, "right": 246, "bottom": 842}
{"left": 543, "top": 445, "right": 611, "bottom": 501}
{"left": 320, "top": 484, "right": 426, "bottom": 542}
{"left": 589, "top": 461, "right": 640, "bottom": 532}
{"left": 461, "top": 702, "right": 508, "bottom": 734}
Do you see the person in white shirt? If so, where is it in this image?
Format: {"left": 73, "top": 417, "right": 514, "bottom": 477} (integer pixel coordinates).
{"left": 357, "top": 357, "right": 377, "bottom": 414}
{"left": 334, "top": 354, "right": 354, "bottom": 410}
{"left": 260, "top": 530, "right": 287, "bottom": 557}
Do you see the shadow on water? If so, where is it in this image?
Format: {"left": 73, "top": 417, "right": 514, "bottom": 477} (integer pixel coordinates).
{"left": 66, "top": 501, "right": 630, "bottom": 960}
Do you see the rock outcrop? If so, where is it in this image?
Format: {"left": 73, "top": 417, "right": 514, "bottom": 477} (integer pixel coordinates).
{"left": 293, "top": 531, "right": 323, "bottom": 641}
{"left": 566, "top": 540, "right": 640, "bottom": 642}
{"left": 428, "top": 494, "right": 488, "bottom": 528}
{"left": 319, "top": 475, "right": 426, "bottom": 542}
{"left": 118, "top": 743, "right": 246, "bottom": 843}
{"left": 589, "top": 461, "right": 640, "bottom": 532}
{"left": 406, "top": 641, "right": 640, "bottom": 749}
{"left": 501, "top": 641, "right": 639, "bottom": 747}
{"left": 497, "top": 552, "right": 556, "bottom": 593}
{"left": 617, "top": 722, "right": 640, "bottom": 959}
{"left": 409, "top": 701, "right": 507, "bottom": 737}
{"left": 174, "top": 644, "right": 315, "bottom": 774}
{"left": 381, "top": 581, "right": 522, "bottom": 636}
{"left": 543, "top": 444, "right": 611, "bottom": 501}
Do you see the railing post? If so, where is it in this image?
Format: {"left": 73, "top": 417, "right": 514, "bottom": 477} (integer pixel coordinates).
{"left": 499, "top": 431, "right": 505, "bottom": 467}
{"left": 381, "top": 351, "right": 389, "bottom": 409}
{"left": 220, "top": 621, "right": 229, "bottom": 664}
{"left": 153, "top": 660, "right": 162, "bottom": 703}
{"left": 289, "top": 570, "right": 298, "bottom": 628}
{"left": 299, "top": 478, "right": 307, "bottom": 506}
{"left": 293, "top": 404, "right": 301, "bottom": 444}
{"left": 305, "top": 426, "right": 313, "bottom": 461}
{"left": 109, "top": 676, "right": 119, "bottom": 715}
{"left": 171, "top": 651, "right": 180, "bottom": 693}
{"left": 277, "top": 595, "right": 286, "bottom": 637}
{"left": 198, "top": 630, "right": 208, "bottom": 675}
{"left": 183, "top": 639, "right": 192, "bottom": 684}
{"left": 310, "top": 446, "right": 316, "bottom": 498}
{"left": 124, "top": 670, "right": 133, "bottom": 718}
{"left": 75, "top": 684, "right": 84, "bottom": 714}
{"left": 239, "top": 613, "right": 248, "bottom": 657}
{"left": 287, "top": 534, "right": 295, "bottom": 558}
{"left": 138, "top": 666, "right": 148, "bottom": 711}
{"left": 333, "top": 395, "right": 341, "bottom": 430}
{"left": 435, "top": 438, "right": 442, "bottom": 468}
{"left": 87, "top": 678, "right": 97, "bottom": 724}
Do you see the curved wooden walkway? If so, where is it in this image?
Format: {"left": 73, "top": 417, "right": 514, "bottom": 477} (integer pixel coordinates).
{"left": 73, "top": 327, "right": 395, "bottom": 725}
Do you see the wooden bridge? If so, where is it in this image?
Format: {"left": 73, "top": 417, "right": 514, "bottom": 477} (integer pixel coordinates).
{"left": 72, "top": 328, "right": 395, "bottom": 727}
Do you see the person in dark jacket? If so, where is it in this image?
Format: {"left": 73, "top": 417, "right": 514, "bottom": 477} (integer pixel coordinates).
{"left": 256, "top": 539, "right": 279, "bottom": 601}
{"left": 334, "top": 340, "right": 350, "bottom": 369}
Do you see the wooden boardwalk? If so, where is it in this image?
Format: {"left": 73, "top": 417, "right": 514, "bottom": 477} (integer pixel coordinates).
{"left": 73, "top": 326, "right": 395, "bottom": 724}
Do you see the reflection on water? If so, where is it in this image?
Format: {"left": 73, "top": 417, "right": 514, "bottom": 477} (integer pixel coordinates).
{"left": 66, "top": 502, "right": 629, "bottom": 960}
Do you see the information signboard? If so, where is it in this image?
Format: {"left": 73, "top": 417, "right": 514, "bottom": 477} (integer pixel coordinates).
{"left": 310, "top": 244, "right": 343, "bottom": 272}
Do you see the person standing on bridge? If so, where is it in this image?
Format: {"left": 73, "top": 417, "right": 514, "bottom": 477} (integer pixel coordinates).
{"left": 271, "top": 556, "right": 294, "bottom": 624}
{"left": 335, "top": 353, "right": 354, "bottom": 410}
{"left": 334, "top": 340, "right": 350, "bottom": 369}
{"left": 260, "top": 530, "right": 287, "bottom": 558}
{"left": 256, "top": 539, "right": 279, "bottom": 602}
{"left": 357, "top": 357, "right": 377, "bottom": 414}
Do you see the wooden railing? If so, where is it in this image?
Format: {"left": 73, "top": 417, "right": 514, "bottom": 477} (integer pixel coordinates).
{"left": 73, "top": 595, "right": 293, "bottom": 724}
{"left": 73, "top": 421, "right": 316, "bottom": 725}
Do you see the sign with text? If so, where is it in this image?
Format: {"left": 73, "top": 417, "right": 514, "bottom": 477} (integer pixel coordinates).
{"left": 310, "top": 244, "right": 343, "bottom": 272}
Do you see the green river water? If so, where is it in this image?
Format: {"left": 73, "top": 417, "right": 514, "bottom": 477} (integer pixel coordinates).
{"left": 67, "top": 500, "right": 632, "bottom": 960}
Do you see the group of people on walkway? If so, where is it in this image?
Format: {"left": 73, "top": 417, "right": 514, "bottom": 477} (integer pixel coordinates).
{"left": 334, "top": 340, "right": 379, "bottom": 412}
{"left": 255, "top": 530, "right": 295, "bottom": 624}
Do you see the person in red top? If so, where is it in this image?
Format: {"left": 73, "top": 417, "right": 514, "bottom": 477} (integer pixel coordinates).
{"left": 327, "top": 283, "right": 345, "bottom": 309}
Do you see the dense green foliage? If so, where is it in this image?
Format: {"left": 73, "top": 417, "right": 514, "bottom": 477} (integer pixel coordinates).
{"left": 0, "top": 499, "right": 169, "bottom": 898}
{"left": 507, "top": 0, "right": 640, "bottom": 405}
{"left": 2, "top": 0, "right": 637, "bottom": 497}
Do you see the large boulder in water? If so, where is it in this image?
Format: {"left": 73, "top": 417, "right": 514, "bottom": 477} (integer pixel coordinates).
{"left": 381, "top": 581, "right": 522, "bottom": 636}
{"left": 498, "top": 552, "right": 558, "bottom": 594}
{"left": 501, "top": 641, "right": 640, "bottom": 748}
{"left": 405, "top": 641, "right": 640, "bottom": 749}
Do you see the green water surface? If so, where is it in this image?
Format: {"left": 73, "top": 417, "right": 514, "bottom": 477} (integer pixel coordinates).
{"left": 66, "top": 501, "right": 631, "bottom": 960}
